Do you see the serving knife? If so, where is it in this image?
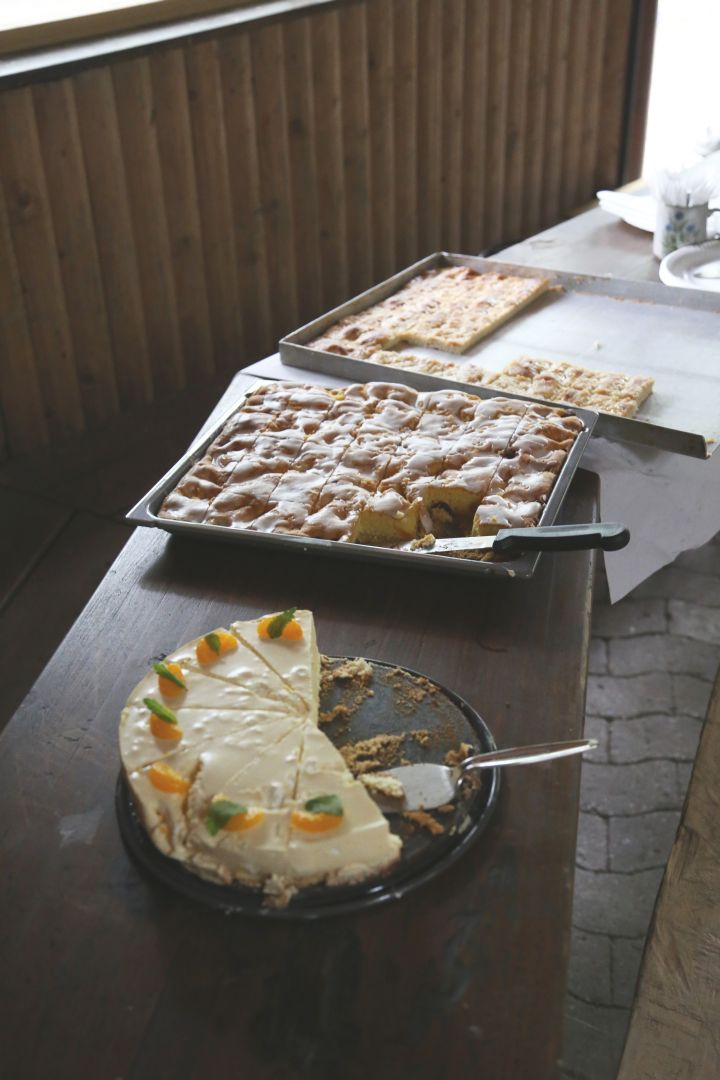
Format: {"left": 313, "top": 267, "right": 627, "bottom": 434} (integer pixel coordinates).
{"left": 393, "top": 521, "right": 629, "bottom": 556}
{"left": 367, "top": 738, "right": 598, "bottom": 812}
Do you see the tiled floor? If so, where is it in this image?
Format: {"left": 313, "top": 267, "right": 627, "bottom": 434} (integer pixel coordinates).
{"left": 561, "top": 540, "right": 720, "bottom": 1079}
{"left": 2, "top": 404, "right": 718, "bottom": 1078}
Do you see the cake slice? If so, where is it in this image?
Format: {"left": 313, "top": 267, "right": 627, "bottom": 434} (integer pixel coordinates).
{"left": 286, "top": 767, "right": 403, "bottom": 887}
{"left": 231, "top": 609, "right": 320, "bottom": 721}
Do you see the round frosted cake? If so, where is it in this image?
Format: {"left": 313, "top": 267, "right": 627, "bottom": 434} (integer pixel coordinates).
{"left": 119, "top": 609, "right": 402, "bottom": 903}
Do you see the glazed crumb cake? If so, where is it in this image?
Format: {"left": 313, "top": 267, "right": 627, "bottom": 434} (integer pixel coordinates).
{"left": 159, "top": 381, "right": 583, "bottom": 543}
{"left": 120, "top": 610, "right": 402, "bottom": 902}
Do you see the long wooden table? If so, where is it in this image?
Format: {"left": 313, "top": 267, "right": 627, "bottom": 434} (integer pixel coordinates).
{"left": 0, "top": 372, "right": 598, "bottom": 1080}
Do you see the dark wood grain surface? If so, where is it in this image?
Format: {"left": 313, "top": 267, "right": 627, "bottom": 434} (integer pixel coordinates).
{"left": 0, "top": 373, "right": 599, "bottom": 1080}
{"left": 618, "top": 667, "right": 720, "bottom": 1079}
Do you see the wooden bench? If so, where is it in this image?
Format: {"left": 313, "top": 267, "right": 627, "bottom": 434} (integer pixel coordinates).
{"left": 618, "top": 668, "right": 720, "bottom": 1079}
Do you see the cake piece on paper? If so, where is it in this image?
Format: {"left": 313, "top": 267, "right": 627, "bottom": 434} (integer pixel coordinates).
{"left": 484, "top": 356, "right": 654, "bottom": 418}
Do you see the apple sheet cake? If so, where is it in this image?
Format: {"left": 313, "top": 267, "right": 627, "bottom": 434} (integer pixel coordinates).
{"left": 310, "top": 266, "right": 550, "bottom": 357}
{"left": 305, "top": 265, "right": 654, "bottom": 419}
{"left": 158, "top": 381, "right": 583, "bottom": 545}
{"left": 482, "top": 357, "right": 654, "bottom": 418}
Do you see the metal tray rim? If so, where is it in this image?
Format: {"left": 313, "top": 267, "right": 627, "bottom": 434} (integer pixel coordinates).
{"left": 279, "top": 251, "right": 716, "bottom": 459}
{"left": 126, "top": 379, "right": 597, "bottom": 581}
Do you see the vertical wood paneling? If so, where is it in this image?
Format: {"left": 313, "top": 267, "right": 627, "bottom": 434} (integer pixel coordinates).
{"left": 0, "top": 87, "right": 84, "bottom": 441}
{"left": 250, "top": 24, "right": 298, "bottom": 338}
{"left": 185, "top": 39, "right": 245, "bottom": 370}
{"left": 112, "top": 55, "right": 184, "bottom": 393}
{"left": 416, "top": 0, "right": 443, "bottom": 257}
{"left": 393, "top": 0, "right": 418, "bottom": 267}
{"left": 503, "top": 0, "right": 532, "bottom": 243}
{"left": 282, "top": 16, "right": 322, "bottom": 324}
{"left": 542, "top": 0, "right": 572, "bottom": 227}
{"left": 73, "top": 65, "right": 153, "bottom": 408}
{"left": 310, "top": 10, "right": 348, "bottom": 310}
{"left": 561, "top": 0, "right": 592, "bottom": 214}
{"left": 485, "top": 0, "right": 511, "bottom": 250}
{"left": 461, "top": 0, "right": 489, "bottom": 254}
{"left": 218, "top": 31, "right": 272, "bottom": 359}
{"left": 150, "top": 47, "right": 214, "bottom": 377}
{"left": 0, "top": 186, "right": 48, "bottom": 453}
{"left": 522, "top": 0, "right": 552, "bottom": 238}
{"left": 366, "top": 0, "right": 396, "bottom": 281}
{"left": 32, "top": 78, "right": 119, "bottom": 426}
{"left": 440, "top": 0, "right": 465, "bottom": 252}
{"left": 339, "top": 3, "right": 373, "bottom": 298}
{"left": 0, "top": 0, "right": 649, "bottom": 457}
{"left": 578, "top": 0, "right": 608, "bottom": 204}
{"left": 596, "top": 0, "right": 634, "bottom": 190}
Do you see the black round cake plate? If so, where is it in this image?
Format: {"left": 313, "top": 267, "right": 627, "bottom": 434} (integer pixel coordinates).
{"left": 116, "top": 657, "right": 500, "bottom": 919}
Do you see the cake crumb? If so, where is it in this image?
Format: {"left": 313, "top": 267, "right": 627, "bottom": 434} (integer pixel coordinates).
{"left": 411, "top": 730, "right": 432, "bottom": 747}
{"left": 410, "top": 533, "right": 436, "bottom": 551}
{"left": 404, "top": 810, "right": 445, "bottom": 836}
{"left": 341, "top": 733, "right": 405, "bottom": 775}
{"left": 361, "top": 773, "right": 405, "bottom": 800}
{"left": 445, "top": 742, "right": 473, "bottom": 767}
{"left": 318, "top": 703, "right": 351, "bottom": 726}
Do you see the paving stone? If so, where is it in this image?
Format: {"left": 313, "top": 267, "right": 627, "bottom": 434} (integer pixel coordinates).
{"left": 572, "top": 866, "right": 664, "bottom": 937}
{"left": 632, "top": 565, "right": 720, "bottom": 607}
{"left": 575, "top": 813, "right": 608, "bottom": 871}
{"left": 588, "top": 638, "right": 608, "bottom": 675}
{"left": 609, "top": 811, "right": 680, "bottom": 872}
{"left": 592, "top": 598, "right": 667, "bottom": 639}
{"left": 567, "top": 928, "right": 612, "bottom": 1006}
{"left": 586, "top": 672, "right": 672, "bottom": 719}
{"left": 608, "top": 633, "right": 720, "bottom": 680}
{"left": 674, "top": 543, "right": 720, "bottom": 577}
{"left": 609, "top": 714, "right": 702, "bottom": 764}
{"left": 580, "top": 761, "right": 680, "bottom": 815}
{"left": 584, "top": 716, "right": 609, "bottom": 761}
{"left": 668, "top": 599, "right": 720, "bottom": 646}
{"left": 672, "top": 673, "right": 713, "bottom": 719}
{"left": 562, "top": 995, "right": 629, "bottom": 1080}
{"left": 611, "top": 937, "right": 645, "bottom": 1009}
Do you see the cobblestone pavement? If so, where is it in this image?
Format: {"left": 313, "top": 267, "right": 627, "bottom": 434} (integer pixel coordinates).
{"left": 561, "top": 534, "right": 720, "bottom": 1080}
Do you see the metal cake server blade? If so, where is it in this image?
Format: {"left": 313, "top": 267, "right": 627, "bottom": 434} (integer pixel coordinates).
{"left": 368, "top": 738, "right": 598, "bottom": 812}
{"left": 393, "top": 522, "right": 629, "bottom": 556}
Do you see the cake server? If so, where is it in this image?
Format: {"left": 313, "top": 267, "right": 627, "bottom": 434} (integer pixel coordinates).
{"left": 393, "top": 522, "right": 629, "bottom": 556}
{"left": 368, "top": 738, "right": 597, "bottom": 812}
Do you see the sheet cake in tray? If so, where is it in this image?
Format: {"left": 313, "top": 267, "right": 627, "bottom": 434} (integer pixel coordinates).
{"left": 128, "top": 379, "right": 596, "bottom": 580}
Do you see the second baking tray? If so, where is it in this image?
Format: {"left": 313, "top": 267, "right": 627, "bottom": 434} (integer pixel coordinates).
{"left": 279, "top": 252, "right": 720, "bottom": 460}
{"left": 127, "top": 379, "right": 598, "bottom": 581}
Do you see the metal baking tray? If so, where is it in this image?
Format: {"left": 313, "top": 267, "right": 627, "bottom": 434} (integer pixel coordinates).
{"left": 126, "top": 378, "right": 597, "bottom": 580}
{"left": 279, "top": 251, "right": 720, "bottom": 460}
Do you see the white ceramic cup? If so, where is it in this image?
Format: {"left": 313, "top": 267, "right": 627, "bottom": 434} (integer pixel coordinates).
{"left": 654, "top": 202, "right": 711, "bottom": 259}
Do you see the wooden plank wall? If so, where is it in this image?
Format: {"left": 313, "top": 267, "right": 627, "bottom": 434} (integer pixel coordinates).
{"left": 0, "top": 0, "right": 640, "bottom": 458}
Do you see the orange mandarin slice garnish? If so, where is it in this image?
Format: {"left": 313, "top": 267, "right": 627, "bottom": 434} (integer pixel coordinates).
{"left": 195, "top": 630, "right": 238, "bottom": 665}
{"left": 290, "top": 810, "right": 343, "bottom": 834}
{"left": 225, "top": 807, "right": 265, "bottom": 832}
{"left": 257, "top": 608, "right": 303, "bottom": 642}
{"left": 147, "top": 762, "right": 190, "bottom": 794}
{"left": 149, "top": 713, "right": 183, "bottom": 741}
{"left": 157, "top": 661, "right": 186, "bottom": 699}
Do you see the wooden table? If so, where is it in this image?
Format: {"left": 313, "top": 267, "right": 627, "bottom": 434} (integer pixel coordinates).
{"left": 0, "top": 371, "right": 599, "bottom": 1080}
